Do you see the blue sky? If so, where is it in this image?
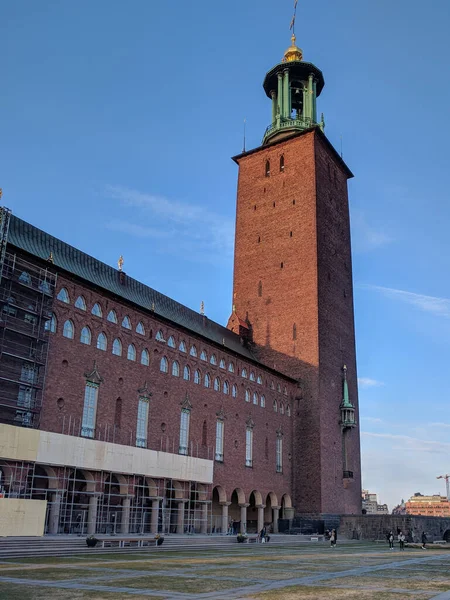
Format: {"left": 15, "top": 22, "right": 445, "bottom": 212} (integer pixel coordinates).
{"left": 2, "top": 0, "right": 450, "bottom": 509}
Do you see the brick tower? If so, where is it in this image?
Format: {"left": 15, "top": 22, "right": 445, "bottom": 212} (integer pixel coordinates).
{"left": 228, "top": 33, "right": 361, "bottom": 518}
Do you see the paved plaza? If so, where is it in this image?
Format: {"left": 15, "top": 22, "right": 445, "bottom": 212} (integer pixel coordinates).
{"left": 0, "top": 542, "right": 450, "bottom": 599}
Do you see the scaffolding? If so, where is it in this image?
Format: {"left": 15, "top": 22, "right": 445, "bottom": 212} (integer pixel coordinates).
{"left": 0, "top": 250, "right": 56, "bottom": 428}
{"left": 0, "top": 461, "right": 212, "bottom": 536}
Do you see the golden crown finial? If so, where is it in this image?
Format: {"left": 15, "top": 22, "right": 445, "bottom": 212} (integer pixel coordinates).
{"left": 283, "top": 33, "right": 303, "bottom": 62}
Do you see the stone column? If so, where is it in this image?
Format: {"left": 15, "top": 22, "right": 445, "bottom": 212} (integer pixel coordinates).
{"left": 121, "top": 495, "right": 133, "bottom": 534}
{"left": 271, "top": 91, "right": 277, "bottom": 124}
{"left": 87, "top": 494, "right": 101, "bottom": 535}
{"left": 221, "top": 502, "right": 231, "bottom": 535}
{"left": 277, "top": 73, "right": 283, "bottom": 123}
{"left": 257, "top": 505, "right": 265, "bottom": 535}
{"left": 272, "top": 506, "right": 280, "bottom": 533}
{"left": 283, "top": 69, "right": 290, "bottom": 118}
{"left": 239, "top": 503, "right": 249, "bottom": 533}
{"left": 150, "top": 498, "right": 161, "bottom": 534}
{"left": 49, "top": 491, "right": 63, "bottom": 535}
{"left": 200, "top": 502, "right": 208, "bottom": 534}
{"left": 176, "top": 499, "right": 187, "bottom": 534}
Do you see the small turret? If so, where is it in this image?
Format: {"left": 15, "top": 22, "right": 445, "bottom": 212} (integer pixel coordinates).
{"left": 340, "top": 365, "right": 356, "bottom": 429}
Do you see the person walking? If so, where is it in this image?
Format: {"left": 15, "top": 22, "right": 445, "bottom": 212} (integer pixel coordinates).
{"left": 421, "top": 532, "right": 427, "bottom": 549}
{"left": 398, "top": 531, "right": 405, "bottom": 551}
{"left": 330, "top": 528, "right": 337, "bottom": 548}
{"left": 388, "top": 531, "right": 394, "bottom": 550}
{"left": 260, "top": 526, "right": 267, "bottom": 543}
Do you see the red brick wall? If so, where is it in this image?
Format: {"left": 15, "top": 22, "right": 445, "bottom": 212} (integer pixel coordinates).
{"left": 41, "top": 273, "right": 294, "bottom": 505}
{"left": 231, "top": 129, "right": 361, "bottom": 515}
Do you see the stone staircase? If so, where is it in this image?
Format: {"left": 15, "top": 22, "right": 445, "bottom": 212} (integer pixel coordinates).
{"left": 0, "top": 534, "right": 322, "bottom": 559}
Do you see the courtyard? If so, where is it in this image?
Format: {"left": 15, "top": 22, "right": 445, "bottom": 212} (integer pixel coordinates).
{"left": 0, "top": 542, "right": 450, "bottom": 599}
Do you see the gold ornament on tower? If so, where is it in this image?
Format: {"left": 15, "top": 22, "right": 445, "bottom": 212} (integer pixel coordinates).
{"left": 283, "top": 34, "right": 303, "bottom": 62}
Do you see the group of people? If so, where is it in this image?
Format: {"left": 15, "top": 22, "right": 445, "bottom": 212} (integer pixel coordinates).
{"left": 387, "top": 530, "right": 427, "bottom": 550}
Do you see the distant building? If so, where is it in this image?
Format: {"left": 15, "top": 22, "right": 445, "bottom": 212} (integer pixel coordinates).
{"left": 392, "top": 500, "right": 407, "bottom": 515}
{"left": 405, "top": 493, "right": 450, "bottom": 517}
{"left": 362, "top": 489, "right": 389, "bottom": 514}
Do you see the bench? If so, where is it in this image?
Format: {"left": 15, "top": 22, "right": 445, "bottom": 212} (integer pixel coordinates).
{"left": 101, "top": 538, "right": 154, "bottom": 548}
{"left": 246, "top": 536, "right": 259, "bottom": 543}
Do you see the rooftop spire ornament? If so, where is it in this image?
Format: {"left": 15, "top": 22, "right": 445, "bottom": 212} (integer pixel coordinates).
{"left": 118, "top": 255, "right": 124, "bottom": 271}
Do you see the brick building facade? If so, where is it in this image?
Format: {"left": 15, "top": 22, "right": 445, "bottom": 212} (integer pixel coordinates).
{"left": 0, "top": 32, "right": 361, "bottom": 535}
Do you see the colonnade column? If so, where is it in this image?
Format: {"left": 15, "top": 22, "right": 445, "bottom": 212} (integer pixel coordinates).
{"left": 200, "top": 502, "right": 208, "bottom": 534}
{"left": 272, "top": 506, "right": 280, "bottom": 533}
{"left": 283, "top": 69, "right": 290, "bottom": 118}
{"left": 121, "top": 495, "right": 133, "bottom": 534}
{"left": 49, "top": 491, "right": 63, "bottom": 535}
{"left": 257, "top": 504, "right": 265, "bottom": 535}
{"left": 271, "top": 90, "right": 277, "bottom": 124}
{"left": 176, "top": 499, "right": 187, "bottom": 534}
{"left": 277, "top": 73, "right": 283, "bottom": 123}
{"left": 239, "top": 503, "right": 249, "bottom": 533}
{"left": 221, "top": 502, "right": 231, "bottom": 535}
{"left": 87, "top": 494, "right": 101, "bottom": 535}
{"left": 150, "top": 497, "right": 161, "bottom": 534}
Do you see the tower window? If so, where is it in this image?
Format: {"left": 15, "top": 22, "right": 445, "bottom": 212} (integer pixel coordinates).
{"left": 293, "top": 199, "right": 296, "bottom": 205}
{"left": 293, "top": 323, "right": 297, "bottom": 341}
{"left": 290, "top": 231, "right": 293, "bottom": 237}
{"left": 254, "top": 205, "right": 257, "bottom": 211}
{"left": 281, "top": 262, "right": 284, "bottom": 269}
{"left": 273, "top": 202, "right": 276, "bottom": 208}
{"left": 265, "top": 160, "right": 270, "bottom": 177}
{"left": 258, "top": 281, "right": 262, "bottom": 297}
{"left": 280, "top": 155, "right": 285, "bottom": 172}
{"left": 257, "top": 236, "right": 261, "bottom": 243}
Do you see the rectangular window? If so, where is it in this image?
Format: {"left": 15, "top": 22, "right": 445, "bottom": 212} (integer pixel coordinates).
{"left": 81, "top": 383, "right": 98, "bottom": 438}
{"left": 179, "top": 409, "right": 190, "bottom": 455}
{"left": 276, "top": 437, "right": 283, "bottom": 473}
{"left": 136, "top": 397, "right": 149, "bottom": 448}
{"left": 215, "top": 420, "right": 224, "bottom": 462}
{"left": 245, "top": 428, "right": 253, "bottom": 467}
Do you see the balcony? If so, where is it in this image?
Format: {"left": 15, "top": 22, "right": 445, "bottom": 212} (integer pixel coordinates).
{"left": 263, "top": 116, "right": 316, "bottom": 144}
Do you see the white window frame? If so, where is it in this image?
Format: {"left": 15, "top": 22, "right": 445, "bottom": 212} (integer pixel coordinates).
{"left": 141, "top": 349, "right": 150, "bottom": 366}
{"left": 92, "top": 303, "right": 103, "bottom": 317}
{"left": 81, "top": 382, "right": 98, "bottom": 438}
{"left": 112, "top": 338, "right": 122, "bottom": 356}
{"left": 215, "top": 420, "right": 224, "bottom": 462}
{"left": 136, "top": 397, "right": 149, "bottom": 448}
{"left": 276, "top": 436, "right": 283, "bottom": 473}
{"left": 245, "top": 428, "right": 253, "bottom": 467}
{"left": 127, "top": 344, "right": 136, "bottom": 361}
{"left": 63, "top": 320, "right": 74, "bottom": 339}
{"left": 75, "top": 296, "right": 86, "bottom": 311}
{"left": 168, "top": 336, "right": 176, "bottom": 348}
{"left": 179, "top": 409, "right": 190, "bottom": 455}
{"left": 80, "top": 326, "right": 91, "bottom": 345}
{"left": 136, "top": 321, "right": 145, "bottom": 335}
{"left": 107, "top": 310, "right": 118, "bottom": 323}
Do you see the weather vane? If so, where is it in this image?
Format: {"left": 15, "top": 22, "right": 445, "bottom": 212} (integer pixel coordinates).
{"left": 290, "top": 0, "right": 298, "bottom": 36}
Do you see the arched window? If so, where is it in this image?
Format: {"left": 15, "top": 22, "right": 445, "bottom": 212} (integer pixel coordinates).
{"left": 202, "top": 421, "right": 207, "bottom": 446}
{"left": 80, "top": 326, "right": 91, "bottom": 345}
{"left": 172, "top": 361, "right": 180, "bottom": 377}
{"left": 97, "top": 332, "right": 107, "bottom": 351}
{"left": 258, "top": 281, "right": 262, "bottom": 297}
{"left": 213, "top": 377, "right": 220, "bottom": 391}
{"left": 183, "top": 365, "right": 190, "bottom": 381}
{"left": 271, "top": 380, "right": 275, "bottom": 390}
{"left": 107, "top": 310, "right": 118, "bottom": 323}
{"left": 75, "top": 296, "right": 86, "bottom": 311}
{"left": 241, "top": 368, "right": 247, "bottom": 379}
{"left": 168, "top": 336, "right": 176, "bottom": 348}
{"left": 287, "top": 404, "right": 291, "bottom": 417}
{"left": 112, "top": 338, "right": 122, "bottom": 356}
{"left": 280, "top": 402, "right": 285, "bottom": 415}
{"left": 228, "top": 362, "right": 235, "bottom": 373}
{"left": 260, "top": 395, "right": 266, "bottom": 408}
{"left": 63, "top": 320, "right": 74, "bottom": 339}
{"left": 280, "top": 155, "right": 285, "bottom": 172}
{"left": 141, "top": 348, "right": 149, "bottom": 366}
{"left": 253, "top": 392, "right": 258, "bottom": 405}
{"left": 156, "top": 330, "right": 165, "bottom": 342}
{"left": 245, "top": 390, "right": 250, "bottom": 403}
{"left": 257, "top": 375, "right": 263, "bottom": 385}
{"left": 277, "top": 383, "right": 281, "bottom": 393}
{"left": 204, "top": 373, "right": 211, "bottom": 388}
{"left": 19, "top": 271, "right": 31, "bottom": 285}
{"left": 232, "top": 384, "right": 237, "bottom": 398}
{"left": 250, "top": 371, "right": 255, "bottom": 382}
{"left": 200, "top": 350, "right": 207, "bottom": 361}
{"left": 92, "top": 303, "right": 102, "bottom": 317}
{"left": 190, "top": 345, "right": 197, "bottom": 357}
{"left": 223, "top": 381, "right": 229, "bottom": 395}
{"left": 210, "top": 354, "right": 217, "bottom": 365}
{"left": 39, "top": 280, "right": 50, "bottom": 293}
{"left": 284, "top": 386, "right": 288, "bottom": 396}
{"left": 194, "top": 369, "right": 201, "bottom": 384}
{"left": 122, "top": 315, "right": 131, "bottom": 329}
{"left": 127, "top": 344, "right": 136, "bottom": 361}
{"left": 273, "top": 400, "right": 278, "bottom": 412}
{"left": 160, "top": 356, "right": 169, "bottom": 373}
{"left": 293, "top": 323, "right": 297, "bottom": 341}
{"left": 179, "top": 340, "right": 187, "bottom": 353}
{"left": 219, "top": 358, "right": 226, "bottom": 369}
{"left": 265, "top": 159, "right": 270, "bottom": 177}
{"left": 45, "top": 313, "right": 57, "bottom": 333}
{"left": 57, "top": 288, "right": 70, "bottom": 303}
{"left": 136, "top": 321, "right": 145, "bottom": 335}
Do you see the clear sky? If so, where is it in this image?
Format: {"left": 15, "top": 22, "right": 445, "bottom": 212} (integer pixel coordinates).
{"left": 2, "top": 0, "right": 450, "bottom": 510}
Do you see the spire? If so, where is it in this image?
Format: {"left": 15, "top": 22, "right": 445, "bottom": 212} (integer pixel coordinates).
{"left": 341, "top": 365, "right": 353, "bottom": 408}
{"left": 340, "top": 365, "right": 356, "bottom": 429}
{"left": 283, "top": 33, "right": 303, "bottom": 63}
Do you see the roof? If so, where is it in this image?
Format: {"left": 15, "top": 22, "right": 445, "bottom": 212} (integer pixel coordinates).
{"left": 5, "top": 212, "right": 263, "bottom": 364}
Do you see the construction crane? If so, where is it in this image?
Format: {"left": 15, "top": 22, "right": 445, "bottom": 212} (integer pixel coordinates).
{"left": 437, "top": 474, "right": 450, "bottom": 500}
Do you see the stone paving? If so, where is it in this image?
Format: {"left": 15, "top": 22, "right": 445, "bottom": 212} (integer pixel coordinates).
{"left": 0, "top": 542, "right": 449, "bottom": 599}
